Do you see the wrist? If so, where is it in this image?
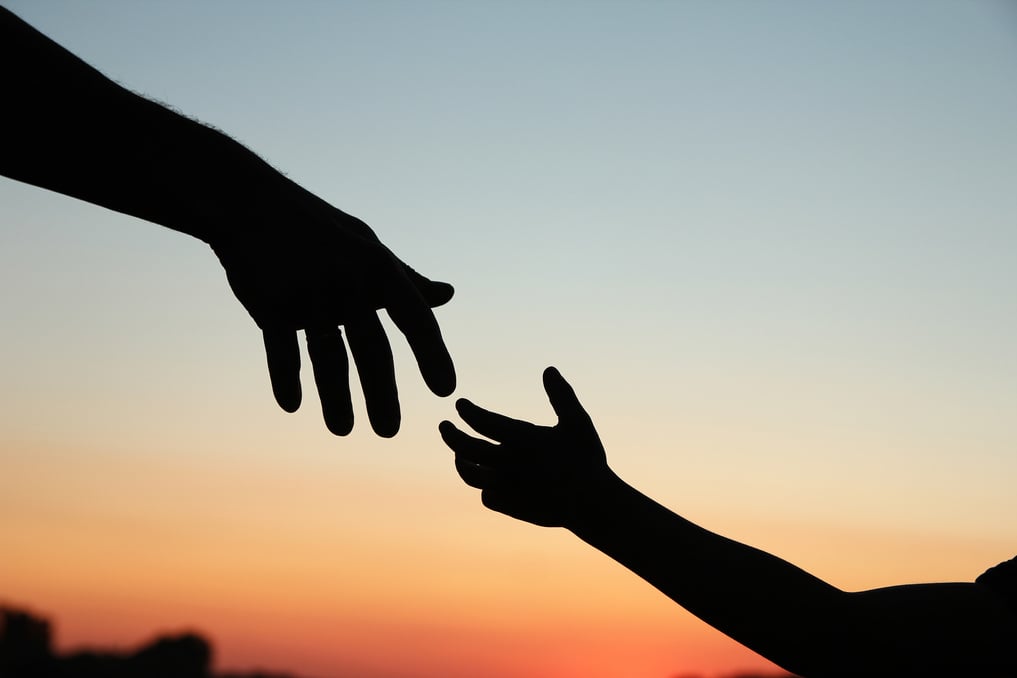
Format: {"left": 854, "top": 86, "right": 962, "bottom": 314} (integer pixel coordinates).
{"left": 133, "top": 97, "right": 296, "bottom": 248}
{"left": 563, "top": 465, "right": 627, "bottom": 533}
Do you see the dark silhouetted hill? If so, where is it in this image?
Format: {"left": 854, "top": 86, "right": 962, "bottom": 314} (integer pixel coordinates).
{"left": 669, "top": 674, "right": 796, "bottom": 678}
{"left": 0, "top": 606, "right": 297, "bottom": 678}
{"left": 2, "top": 604, "right": 812, "bottom": 678}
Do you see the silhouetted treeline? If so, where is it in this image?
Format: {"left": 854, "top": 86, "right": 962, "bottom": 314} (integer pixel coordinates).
{"left": 0, "top": 606, "right": 296, "bottom": 678}
{"left": 1, "top": 604, "right": 828, "bottom": 678}
{"left": 671, "top": 674, "right": 796, "bottom": 678}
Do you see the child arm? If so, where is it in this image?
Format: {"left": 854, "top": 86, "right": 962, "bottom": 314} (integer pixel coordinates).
{"left": 440, "top": 367, "right": 1017, "bottom": 677}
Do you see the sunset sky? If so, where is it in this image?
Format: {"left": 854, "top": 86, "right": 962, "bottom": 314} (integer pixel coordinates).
{"left": 1, "top": 2, "right": 1016, "bottom": 677}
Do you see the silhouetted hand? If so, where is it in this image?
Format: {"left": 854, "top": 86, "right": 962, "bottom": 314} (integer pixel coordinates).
{"left": 212, "top": 199, "right": 455, "bottom": 438}
{"left": 0, "top": 6, "right": 456, "bottom": 439}
{"left": 439, "top": 367, "right": 609, "bottom": 527}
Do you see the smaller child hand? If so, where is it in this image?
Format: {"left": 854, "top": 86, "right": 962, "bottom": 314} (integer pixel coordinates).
{"left": 439, "top": 367, "right": 611, "bottom": 527}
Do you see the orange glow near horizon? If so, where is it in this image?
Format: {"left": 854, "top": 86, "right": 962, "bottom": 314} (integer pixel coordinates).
{"left": 9, "top": 596, "right": 778, "bottom": 678}
{"left": 2, "top": 439, "right": 783, "bottom": 678}
{"left": 4, "top": 437, "right": 1012, "bottom": 678}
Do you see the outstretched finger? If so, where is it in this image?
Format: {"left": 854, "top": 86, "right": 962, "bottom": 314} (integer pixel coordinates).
{"left": 455, "top": 399, "right": 540, "bottom": 445}
{"left": 439, "top": 420, "right": 507, "bottom": 466}
{"left": 306, "top": 327, "right": 354, "bottom": 436}
{"left": 384, "top": 261, "right": 456, "bottom": 397}
{"left": 543, "top": 366, "right": 590, "bottom": 425}
{"left": 345, "top": 311, "right": 400, "bottom": 438}
{"left": 263, "top": 328, "right": 302, "bottom": 413}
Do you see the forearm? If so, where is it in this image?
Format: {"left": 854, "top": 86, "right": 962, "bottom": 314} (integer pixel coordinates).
{"left": 566, "top": 470, "right": 847, "bottom": 675}
{"left": 1, "top": 7, "right": 296, "bottom": 245}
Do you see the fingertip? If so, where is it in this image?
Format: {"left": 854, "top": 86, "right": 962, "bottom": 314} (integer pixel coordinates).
{"left": 428, "top": 367, "right": 456, "bottom": 397}
{"left": 371, "top": 416, "right": 400, "bottom": 439}
{"left": 264, "top": 329, "right": 302, "bottom": 413}
{"left": 275, "top": 388, "right": 301, "bottom": 413}
{"left": 543, "top": 365, "right": 583, "bottom": 420}
{"left": 438, "top": 420, "right": 460, "bottom": 446}
{"left": 543, "top": 366, "right": 567, "bottom": 395}
{"left": 427, "top": 352, "right": 457, "bottom": 396}
{"left": 401, "top": 262, "right": 455, "bottom": 308}
{"left": 363, "top": 384, "right": 400, "bottom": 438}
{"left": 416, "top": 345, "right": 455, "bottom": 397}
{"left": 324, "top": 411, "right": 354, "bottom": 437}
{"left": 425, "top": 281, "right": 455, "bottom": 308}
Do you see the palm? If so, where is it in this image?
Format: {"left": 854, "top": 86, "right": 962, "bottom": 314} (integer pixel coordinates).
{"left": 213, "top": 204, "right": 455, "bottom": 437}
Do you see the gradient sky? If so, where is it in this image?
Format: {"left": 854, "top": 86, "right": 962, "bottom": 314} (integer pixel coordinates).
{"left": 1, "top": 2, "right": 1016, "bottom": 677}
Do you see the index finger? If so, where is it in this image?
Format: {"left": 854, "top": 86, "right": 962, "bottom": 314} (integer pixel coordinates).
{"left": 455, "top": 399, "right": 542, "bottom": 445}
{"left": 383, "top": 260, "right": 456, "bottom": 396}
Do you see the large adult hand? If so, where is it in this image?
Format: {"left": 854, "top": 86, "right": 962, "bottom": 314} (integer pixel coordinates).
{"left": 439, "top": 367, "right": 609, "bottom": 527}
{"left": 0, "top": 6, "right": 454, "bottom": 438}
{"left": 212, "top": 194, "right": 455, "bottom": 438}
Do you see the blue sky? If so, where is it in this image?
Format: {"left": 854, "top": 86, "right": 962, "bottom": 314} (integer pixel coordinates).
{"left": 3, "top": 0, "right": 1015, "bottom": 522}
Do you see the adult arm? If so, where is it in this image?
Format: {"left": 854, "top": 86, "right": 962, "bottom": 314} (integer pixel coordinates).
{"left": 0, "top": 7, "right": 455, "bottom": 436}
{"left": 440, "top": 367, "right": 1017, "bottom": 677}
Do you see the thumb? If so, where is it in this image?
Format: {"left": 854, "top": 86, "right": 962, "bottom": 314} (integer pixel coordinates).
{"left": 543, "top": 366, "right": 590, "bottom": 425}
{"left": 401, "top": 262, "right": 455, "bottom": 308}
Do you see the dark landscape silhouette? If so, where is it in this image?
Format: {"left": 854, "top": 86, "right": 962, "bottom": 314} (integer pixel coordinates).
{"left": 0, "top": 606, "right": 295, "bottom": 678}
{"left": 6, "top": 603, "right": 1011, "bottom": 678}
{"left": 1, "top": 604, "right": 803, "bottom": 678}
